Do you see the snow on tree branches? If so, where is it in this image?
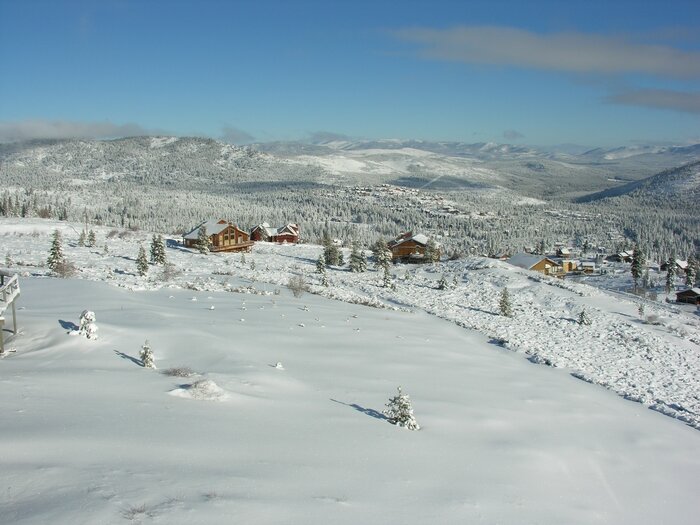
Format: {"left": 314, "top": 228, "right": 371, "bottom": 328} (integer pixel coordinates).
{"left": 383, "top": 386, "right": 420, "bottom": 430}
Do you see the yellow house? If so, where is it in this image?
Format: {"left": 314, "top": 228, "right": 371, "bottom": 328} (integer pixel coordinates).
{"left": 507, "top": 253, "right": 564, "bottom": 276}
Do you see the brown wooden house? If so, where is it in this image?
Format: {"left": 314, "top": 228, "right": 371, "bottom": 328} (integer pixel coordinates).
{"left": 507, "top": 253, "right": 564, "bottom": 276}
{"left": 676, "top": 288, "right": 700, "bottom": 305}
{"left": 388, "top": 232, "right": 435, "bottom": 263}
{"left": 183, "top": 219, "right": 253, "bottom": 253}
{"left": 251, "top": 223, "right": 300, "bottom": 244}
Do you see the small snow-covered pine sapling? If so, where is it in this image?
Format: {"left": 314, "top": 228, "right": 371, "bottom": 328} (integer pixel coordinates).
{"left": 499, "top": 287, "right": 513, "bottom": 317}
{"left": 383, "top": 386, "right": 420, "bottom": 430}
{"left": 321, "top": 270, "right": 329, "bottom": 287}
{"left": 78, "top": 230, "right": 86, "bottom": 246}
{"left": 316, "top": 252, "right": 327, "bottom": 274}
{"left": 47, "top": 229, "right": 65, "bottom": 271}
{"left": 578, "top": 309, "right": 592, "bottom": 326}
{"left": 437, "top": 274, "right": 449, "bottom": 290}
{"left": 78, "top": 310, "right": 99, "bottom": 340}
{"left": 136, "top": 244, "right": 149, "bottom": 276}
{"left": 638, "top": 303, "right": 645, "bottom": 318}
{"left": 382, "top": 266, "right": 392, "bottom": 288}
{"left": 87, "top": 230, "right": 97, "bottom": 247}
{"left": 140, "top": 340, "right": 155, "bottom": 369}
{"left": 425, "top": 238, "right": 440, "bottom": 264}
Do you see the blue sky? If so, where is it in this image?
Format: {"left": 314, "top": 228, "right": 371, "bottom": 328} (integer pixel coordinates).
{"left": 1, "top": 0, "right": 698, "bottom": 147}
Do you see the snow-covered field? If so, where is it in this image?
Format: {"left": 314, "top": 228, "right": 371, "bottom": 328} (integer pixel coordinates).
{"left": 2, "top": 218, "right": 700, "bottom": 523}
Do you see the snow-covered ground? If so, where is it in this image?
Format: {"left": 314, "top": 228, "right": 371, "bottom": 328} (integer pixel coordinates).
{"left": 1, "top": 218, "right": 700, "bottom": 523}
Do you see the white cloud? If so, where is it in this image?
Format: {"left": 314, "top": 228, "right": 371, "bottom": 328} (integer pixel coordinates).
{"left": 393, "top": 26, "right": 700, "bottom": 79}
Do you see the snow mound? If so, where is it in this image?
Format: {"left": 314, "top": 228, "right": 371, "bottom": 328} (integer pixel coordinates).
{"left": 169, "top": 379, "right": 228, "bottom": 401}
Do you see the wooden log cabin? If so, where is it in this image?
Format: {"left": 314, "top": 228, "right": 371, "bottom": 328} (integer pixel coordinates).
{"left": 388, "top": 232, "right": 434, "bottom": 263}
{"left": 251, "top": 223, "right": 300, "bottom": 244}
{"left": 183, "top": 219, "right": 253, "bottom": 253}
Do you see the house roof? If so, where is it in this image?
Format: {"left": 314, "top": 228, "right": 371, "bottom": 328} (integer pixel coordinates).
{"left": 677, "top": 288, "right": 700, "bottom": 296}
{"left": 183, "top": 219, "right": 230, "bottom": 240}
{"left": 508, "top": 253, "right": 561, "bottom": 270}
{"left": 389, "top": 232, "right": 429, "bottom": 248}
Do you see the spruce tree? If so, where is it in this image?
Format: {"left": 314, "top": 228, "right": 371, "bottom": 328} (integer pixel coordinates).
{"left": 578, "top": 309, "right": 592, "bottom": 326}
{"left": 136, "top": 244, "right": 149, "bottom": 276}
{"left": 150, "top": 234, "right": 166, "bottom": 265}
{"left": 499, "top": 287, "right": 513, "bottom": 317}
{"left": 87, "top": 230, "right": 96, "bottom": 247}
{"left": 382, "top": 266, "right": 392, "bottom": 288}
{"left": 140, "top": 340, "right": 155, "bottom": 369}
{"left": 195, "top": 225, "right": 210, "bottom": 254}
{"left": 631, "top": 244, "right": 645, "bottom": 289}
{"left": 685, "top": 254, "right": 697, "bottom": 287}
{"left": 665, "top": 253, "right": 677, "bottom": 294}
{"left": 47, "top": 229, "right": 64, "bottom": 271}
{"left": 425, "top": 238, "right": 440, "bottom": 264}
{"left": 383, "top": 386, "right": 420, "bottom": 430}
{"left": 374, "top": 239, "right": 392, "bottom": 270}
{"left": 437, "top": 274, "right": 449, "bottom": 290}
{"left": 350, "top": 241, "right": 366, "bottom": 273}
{"left": 316, "top": 252, "right": 327, "bottom": 274}
{"left": 78, "top": 230, "right": 86, "bottom": 247}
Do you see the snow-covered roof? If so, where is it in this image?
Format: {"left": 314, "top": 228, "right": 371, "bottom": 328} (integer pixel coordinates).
{"left": 390, "top": 232, "right": 429, "bottom": 247}
{"left": 677, "top": 288, "right": 700, "bottom": 295}
{"left": 411, "top": 233, "right": 429, "bottom": 245}
{"left": 508, "top": 253, "right": 559, "bottom": 270}
{"left": 183, "top": 220, "right": 229, "bottom": 240}
{"left": 558, "top": 248, "right": 571, "bottom": 254}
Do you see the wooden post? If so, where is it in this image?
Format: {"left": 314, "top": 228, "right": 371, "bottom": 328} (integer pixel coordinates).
{"left": 12, "top": 299, "right": 17, "bottom": 334}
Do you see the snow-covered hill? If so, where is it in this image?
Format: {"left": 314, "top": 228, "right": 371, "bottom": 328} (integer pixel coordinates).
{"left": 578, "top": 160, "right": 700, "bottom": 203}
{"left": 1, "top": 217, "right": 700, "bottom": 524}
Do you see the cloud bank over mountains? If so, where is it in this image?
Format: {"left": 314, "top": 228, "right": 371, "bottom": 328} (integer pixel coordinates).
{"left": 394, "top": 25, "right": 700, "bottom": 114}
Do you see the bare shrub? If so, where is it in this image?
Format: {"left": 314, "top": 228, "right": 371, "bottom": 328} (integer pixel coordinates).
{"left": 54, "top": 259, "right": 77, "bottom": 278}
{"left": 158, "top": 262, "right": 182, "bottom": 282}
{"left": 161, "top": 366, "right": 195, "bottom": 378}
{"left": 287, "top": 275, "right": 310, "bottom": 298}
{"left": 106, "top": 229, "right": 120, "bottom": 238}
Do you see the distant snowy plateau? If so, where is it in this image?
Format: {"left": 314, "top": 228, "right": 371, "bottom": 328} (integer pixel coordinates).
{"left": 1, "top": 217, "right": 699, "bottom": 524}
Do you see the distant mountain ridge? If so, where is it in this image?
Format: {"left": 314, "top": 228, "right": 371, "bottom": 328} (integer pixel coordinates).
{"left": 577, "top": 160, "right": 700, "bottom": 203}
{"left": 1, "top": 136, "right": 699, "bottom": 200}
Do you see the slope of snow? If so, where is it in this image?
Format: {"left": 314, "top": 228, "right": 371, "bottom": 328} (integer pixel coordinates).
{"left": 2, "top": 277, "right": 699, "bottom": 524}
{"left": 2, "top": 217, "right": 700, "bottom": 522}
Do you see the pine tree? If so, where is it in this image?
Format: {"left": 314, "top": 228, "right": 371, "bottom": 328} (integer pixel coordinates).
{"left": 685, "top": 254, "right": 697, "bottom": 287}
{"left": 322, "top": 234, "right": 342, "bottom": 266}
{"left": 350, "top": 241, "right": 366, "bottom": 273}
{"left": 150, "top": 234, "right": 166, "bottom": 265}
{"left": 578, "top": 309, "right": 592, "bottom": 326}
{"left": 78, "top": 230, "right": 86, "bottom": 247}
{"left": 499, "top": 287, "right": 512, "bottom": 317}
{"left": 136, "top": 244, "right": 149, "bottom": 276}
{"left": 383, "top": 386, "right": 420, "bottom": 430}
{"left": 437, "top": 274, "right": 449, "bottom": 290}
{"left": 665, "top": 253, "right": 677, "bottom": 294}
{"left": 374, "top": 239, "right": 392, "bottom": 270}
{"left": 140, "top": 340, "right": 155, "bottom": 369}
{"left": 87, "top": 230, "right": 96, "bottom": 247}
{"left": 321, "top": 270, "right": 329, "bottom": 287}
{"left": 638, "top": 303, "right": 645, "bottom": 318}
{"left": 382, "top": 266, "right": 392, "bottom": 288}
{"left": 47, "top": 229, "right": 64, "bottom": 271}
{"left": 425, "top": 238, "right": 440, "bottom": 263}
{"left": 195, "top": 225, "right": 210, "bottom": 254}
{"left": 631, "top": 244, "right": 646, "bottom": 289}
{"left": 316, "top": 252, "right": 326, "bottom": 274}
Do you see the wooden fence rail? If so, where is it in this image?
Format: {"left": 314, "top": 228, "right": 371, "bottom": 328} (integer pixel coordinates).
{"left": 0, "top": 270, "right": 20, "bottom": 354}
